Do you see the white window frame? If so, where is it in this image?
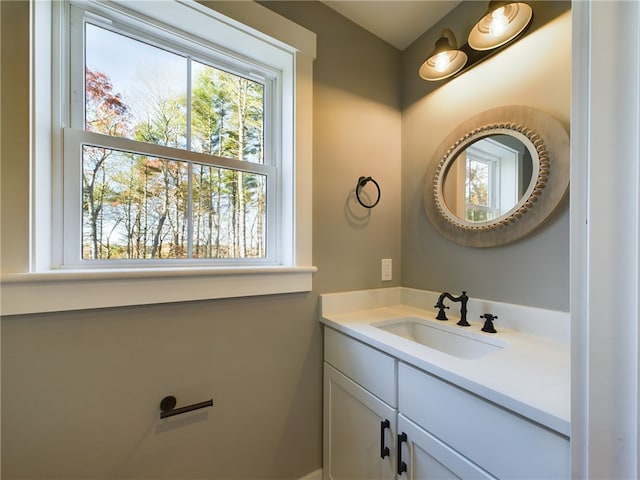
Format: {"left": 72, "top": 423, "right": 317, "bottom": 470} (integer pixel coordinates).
{"left": 65, "top": 2, "right": 280, "bottom": 267}
{"left": 1, "top": 0, "right": 316, "bottom": 315}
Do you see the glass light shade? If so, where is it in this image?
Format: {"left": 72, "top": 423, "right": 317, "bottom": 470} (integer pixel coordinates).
{"left": 419, "top": 31, "right": 468, "bottom": 81}
{"left": 468, "top": 1, "right": 533, "bottom": 51}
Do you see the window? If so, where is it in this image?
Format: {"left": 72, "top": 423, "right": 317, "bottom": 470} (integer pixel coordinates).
{"left": 1, "top": 0, "right": 316, "bottom": 315}
{"left": 465, "top": 153, "right": 497, "bottom": 222}
{"left": 67, "top": 3, "right": 278, "bottom": 266}
{"left": 464, "top": 136, "right": 522, "bottom": 222}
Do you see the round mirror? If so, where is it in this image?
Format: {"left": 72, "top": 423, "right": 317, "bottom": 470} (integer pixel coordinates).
{"left": 424, "top": 106, "right": 569, "bottom": 247}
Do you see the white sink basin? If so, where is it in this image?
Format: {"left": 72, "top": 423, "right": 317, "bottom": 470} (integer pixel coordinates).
{"left": 374, "top": 317, "right": 506, "bottom": 359}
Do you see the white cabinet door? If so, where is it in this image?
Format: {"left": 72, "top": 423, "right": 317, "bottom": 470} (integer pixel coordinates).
{"left": 396, "top": 415, "right": 495, "bottom": 480}
{"left": 324, "top": 364, "right": 396, "bottom": 480}
{"left": 399, "top": 363, "right": 569, "bottom": 479}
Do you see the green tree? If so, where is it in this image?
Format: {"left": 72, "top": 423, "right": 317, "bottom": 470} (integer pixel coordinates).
{"left": 191, "top": 67, "right": 265, "bottom": 257}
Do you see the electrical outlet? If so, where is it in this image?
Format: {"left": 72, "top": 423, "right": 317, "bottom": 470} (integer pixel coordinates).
{"left": 381, "top": 259, "right": 392, "bottom": 281}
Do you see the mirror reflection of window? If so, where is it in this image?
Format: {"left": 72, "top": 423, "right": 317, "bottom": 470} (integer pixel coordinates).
{"left": 443, "top": 134, "right": 533, "bottom": 224}
{"left": 465, "top": 153, "right": 496, "bottom": 222}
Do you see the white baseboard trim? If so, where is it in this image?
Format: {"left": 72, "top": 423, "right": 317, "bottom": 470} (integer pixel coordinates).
{"left": 299, "top": 468, "right": 322, "bottom": 480}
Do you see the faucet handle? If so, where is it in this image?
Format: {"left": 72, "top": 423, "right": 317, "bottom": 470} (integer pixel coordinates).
{"left": 434, "top": 303, "right": 449, "bottom": 321}
{"left": 480, "top": 313, "right": 498, "bottom": 333}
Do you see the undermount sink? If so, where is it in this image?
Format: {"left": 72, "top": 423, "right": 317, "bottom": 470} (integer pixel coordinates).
{"left": 374, "top": 317, "right": 507, "bottom": 359}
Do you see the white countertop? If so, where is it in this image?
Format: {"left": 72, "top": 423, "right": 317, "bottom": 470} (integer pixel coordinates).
{"left": 320, "top": 288, "right": 570, "bottom": 437}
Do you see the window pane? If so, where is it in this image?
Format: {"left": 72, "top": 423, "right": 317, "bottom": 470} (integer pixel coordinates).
{"left": 85, "top": 23, "right": 187, "bottom": 149}
{"left": 192, "top": 167, "right": 266, "bottom": 258}
{"left": 465, "top": 159, "right": 494, "bottom": 222}
{"left": 82, "top": 146, "right": 188, "bottom": 260}
{"left": 466, "top": 159, "right": 490, "bottom": 207}
{"left": 82, "top": 146, "right": 267, "bottom": 261}
{"left": 191, "top": 61, "right": 264, "bottom": 163}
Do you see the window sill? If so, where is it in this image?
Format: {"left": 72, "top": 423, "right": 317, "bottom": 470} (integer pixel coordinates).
{"left": 0, "top": 266, "right": 317, "bottom": 316}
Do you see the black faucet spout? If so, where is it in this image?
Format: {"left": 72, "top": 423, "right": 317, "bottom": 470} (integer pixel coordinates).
{"left": 434, "top": 291, "right": 470, "bottom": 326}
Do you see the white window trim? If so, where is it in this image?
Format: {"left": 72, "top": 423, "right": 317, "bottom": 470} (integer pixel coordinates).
{"left": 0, "top": 0, "right": 316, "bottom": 316}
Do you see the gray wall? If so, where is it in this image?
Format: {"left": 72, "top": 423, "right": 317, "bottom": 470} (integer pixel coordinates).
{"left": 1, "top": 1, "right": 571, "bottom": 477}
{"left": 0, "top": 1, "right": 401, "bottom": 478}
{"left": 401, "top": 2, "right": 571, "bottom": 311}
{"left": 260, "top": 2, "right": 403, "bottom": 295}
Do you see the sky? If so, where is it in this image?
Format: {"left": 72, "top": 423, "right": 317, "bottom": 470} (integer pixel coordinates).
{"left": 86, "top": 22, "right": 188, "bottom": 128}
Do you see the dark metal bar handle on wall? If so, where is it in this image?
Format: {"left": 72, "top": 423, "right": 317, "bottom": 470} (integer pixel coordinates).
{"left": 356, "top": 176, "right": 381, "bottom": 208}
{"left": 159, "top": 395, "right": 213, "bottom": 419}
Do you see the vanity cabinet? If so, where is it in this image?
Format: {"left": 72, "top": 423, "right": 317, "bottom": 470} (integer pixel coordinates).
{"left": 323, "top": 327, "right": 570, "bottom": 479}
{"left": 323, "top": 364, "right": 396, "bottom": 480}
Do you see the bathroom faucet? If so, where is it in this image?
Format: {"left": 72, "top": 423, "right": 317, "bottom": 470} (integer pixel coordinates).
{"left": 434, "top": 291, "right": 470, "bottom": 326}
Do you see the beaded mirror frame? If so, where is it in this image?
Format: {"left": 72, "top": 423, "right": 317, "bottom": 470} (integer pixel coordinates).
{"left": 423, "top": 105, "right": 569, "bottom": 247}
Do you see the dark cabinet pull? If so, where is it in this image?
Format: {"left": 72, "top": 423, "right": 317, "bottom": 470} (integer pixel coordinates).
{"left": 380, "top": 419, "right": 391, "bottom": 458}
{"left": 397, "top": 432, "right": 408, "bottom": 475}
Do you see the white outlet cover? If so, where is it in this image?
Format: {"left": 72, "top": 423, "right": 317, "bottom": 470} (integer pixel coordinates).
{"left": 381, "top": 259, "right": 392, "bottom": 281}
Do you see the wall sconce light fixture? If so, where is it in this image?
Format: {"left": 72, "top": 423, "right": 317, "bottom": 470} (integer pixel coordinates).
{"left": 419, "top": 1, "right": 534, "bottom": 82}
{"left": 468, "top": 1, "right": 533, "bottom": 50}
{"left": 419, "top": 29, "right": 468, "bottom": 81}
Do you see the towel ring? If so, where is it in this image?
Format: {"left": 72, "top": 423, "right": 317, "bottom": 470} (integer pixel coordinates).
{"left": 356, "top": 176, "right": 381, "bottom": 209}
